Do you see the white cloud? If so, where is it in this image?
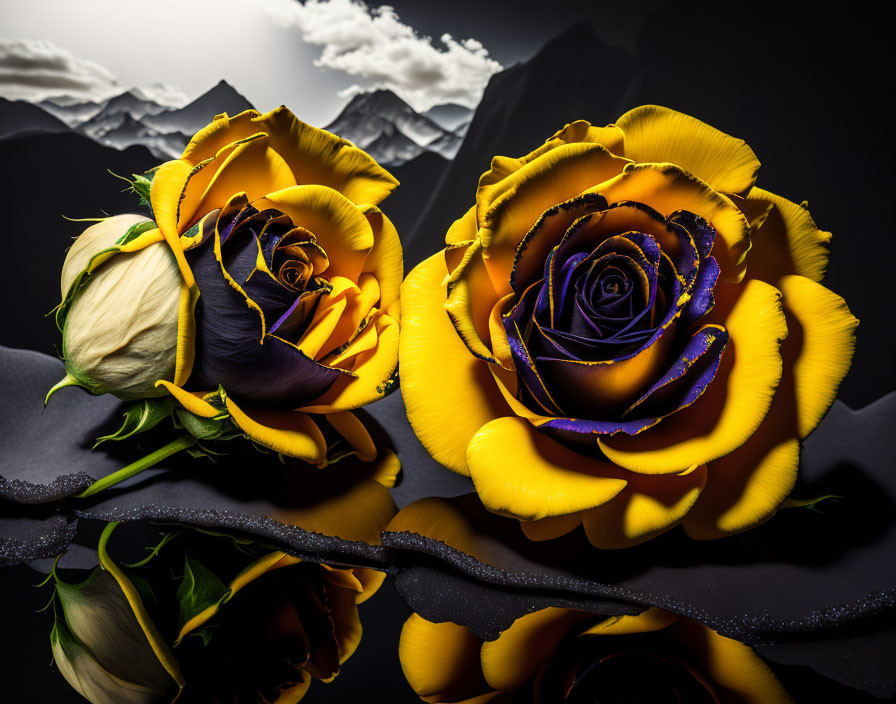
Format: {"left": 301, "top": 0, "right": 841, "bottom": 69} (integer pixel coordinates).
{"left": 0, "top": 39, "right": 188, "bottom": 106}
{"left": 266, "top": 0, "right": 502, "bottom": 110}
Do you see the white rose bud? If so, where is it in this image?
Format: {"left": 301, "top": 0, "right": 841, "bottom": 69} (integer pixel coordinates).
{"left": 55, "top": 214, "right": 182, "bottom": 401}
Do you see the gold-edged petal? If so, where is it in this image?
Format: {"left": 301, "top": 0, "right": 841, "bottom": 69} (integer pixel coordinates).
{"left": 478, "top": 121, "right": 626, "bottom": 193}
{"left": 582, "top": 466, "right": 708, "bottom": 549}
{"left": 399, "top": 252, "right": 511, "bottom": 475}
{"left": 399, "top": 614, "right": 491, "bottom": 703}
{"left": 298, "top": 312, "right": 398, "bottom": 412}
{"left": 591, "top": 162, "right": 751, "bottom": 283}
{"left": 445, "top": 240, "right": 501, "bottom": 362}
{"left": 478, "top": 142, "right": 629, "bottom": 294}
{"left": 616, "top": 105, "right": 760, "bottom": 195}
{"left": 258, "top": 185, "right": 375, "bottom": 282}
{"left": 181, "top": 107, "right": 399, "bottom": 206}
{"left": 745, "top": 188, "right": 831, "bottom": 285}
{"left": 180, "top": 135, "right": 297, "bottom": 233}
{"left": 466, "top": 416, "right": 627, "bottom": 520}
{"left": 598, "top": 279, "right": 787, "bottom": 474}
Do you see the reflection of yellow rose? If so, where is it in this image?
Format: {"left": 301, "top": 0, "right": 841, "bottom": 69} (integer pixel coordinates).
{"left": 51, "top": 524, "right": 386, "bottom": 703}
{"left": 400, "top": 607, "right": 793, "bottom": 703}
{"left": 401, "top": 106, "right": 857, "bottom": 547}
{"left": 146, "top": 106, "right": 402, "bottom": 466}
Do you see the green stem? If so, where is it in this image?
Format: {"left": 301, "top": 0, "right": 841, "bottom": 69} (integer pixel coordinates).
{"left": 77, "top": 435, "right": 197, "bottom": 499}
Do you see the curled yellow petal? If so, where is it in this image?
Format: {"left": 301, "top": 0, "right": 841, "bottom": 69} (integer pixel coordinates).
{"left": 778, "top": 274, "right": 858, "bottom": 439}
{"left": 745, "top": 188, "right": 831, "bottom": 285}
{"left": 155, "top": 380, "right": 218, "bottom": 418}
{"left": 224, "top": 397, "right": 326, "bottom": 464}
{"left": 466, "top": 416, "right": 627, "bottom": 520}
{"left": 399, "top": 252, "right": 511, "bottom": 475}
{"left": 616, "top": 105, "right": 760, "bottom": 195}
{"left": 298, "top": 312, "right": 398, "bottom": 413}
{"left": 326, "top": 410, "right": 377, "bottom": 461}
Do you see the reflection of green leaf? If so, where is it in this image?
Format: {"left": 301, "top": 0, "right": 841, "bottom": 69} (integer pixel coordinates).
{"left": 94, "top": 397, "right": 176, "bottom": 447}
{"left": 175, "top": 555, "right": 228, "bottom": 634}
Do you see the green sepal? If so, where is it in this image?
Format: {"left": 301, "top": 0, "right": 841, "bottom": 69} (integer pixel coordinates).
{"left": 174, "top": 407, "right": 227, "bottom": 440}
{"left": 94, "top": 397, "right": 177, "bottom": 447}
{"left": 131, "top": 173, "right": 154, "bottom": 210}
{"left": 116, "top": 220, "right": 158, "bottom": 246}
{"left": 175, "top": 555, "right": 228, "bottom": 634}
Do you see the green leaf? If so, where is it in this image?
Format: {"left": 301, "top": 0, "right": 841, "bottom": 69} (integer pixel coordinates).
{"left": 175, "top": 555, "right": 229, "bottom": 635}
{"left": 94, "top": 397, "right": 177, "bottom": 447}
{"left": 115, "top": 220, "right": 158, "bottom": 246}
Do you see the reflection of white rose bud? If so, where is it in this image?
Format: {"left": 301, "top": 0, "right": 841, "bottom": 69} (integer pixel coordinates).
{"left": 57, "top": 214, "right": 182, "bottom": 401}
{"left": 51, "top": 569, "right": 175, "bottom": 704}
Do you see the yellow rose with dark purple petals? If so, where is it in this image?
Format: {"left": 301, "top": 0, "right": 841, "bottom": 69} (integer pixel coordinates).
{"left": 400, "top": 106, "right": 857, "bottom": 547}
{"left": 144, "top": 106, "right": 402, "bottom": 466}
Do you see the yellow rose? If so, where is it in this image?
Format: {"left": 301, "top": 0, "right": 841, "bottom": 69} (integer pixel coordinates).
{"left": 145, "top": 106, "right": 403, "bottom": 466}
{"left": 400, "top": 105, "right": 857, "bottom": 547}
{"left": 400, "top": 607, "right": 793, "bottom": 703}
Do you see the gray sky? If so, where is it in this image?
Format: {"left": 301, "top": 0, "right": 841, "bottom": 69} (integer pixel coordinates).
{"left": 0, "top": 0, "right": 656, "bottom": 125}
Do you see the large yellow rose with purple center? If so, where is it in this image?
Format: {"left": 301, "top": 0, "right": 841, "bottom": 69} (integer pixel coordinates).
{"left": 401, "top": 105, "right": 857, "bottom": 548}
{"left": 149, "top": 106, "right": 403, "bottom": 465}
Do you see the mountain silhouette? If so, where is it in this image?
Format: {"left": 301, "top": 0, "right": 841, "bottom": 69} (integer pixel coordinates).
{"left": 144, "top": 79, "right": 254, "bottom": 135}
{"left": 0, "top": 98, "right": 70, "bottom": 140}
{"left": 403, "top": 22, "right": 633, "bottom": 265}
{"left": 101, "top": 113, "right": 190, "bottom": 160}
{"left": 326, "top": 89, "right": 447, "bottom": 149}
{"left": 365, "top": 123, "right": 426, "bottom": 167}
{"left": 422, "top": 102, "right": 473, "bottom": 132}
{"left": 37, "top": 98, "right": 104, "bottom": 127}
{"left": 382, "top": 151, "right": 449, "bottom": 249}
